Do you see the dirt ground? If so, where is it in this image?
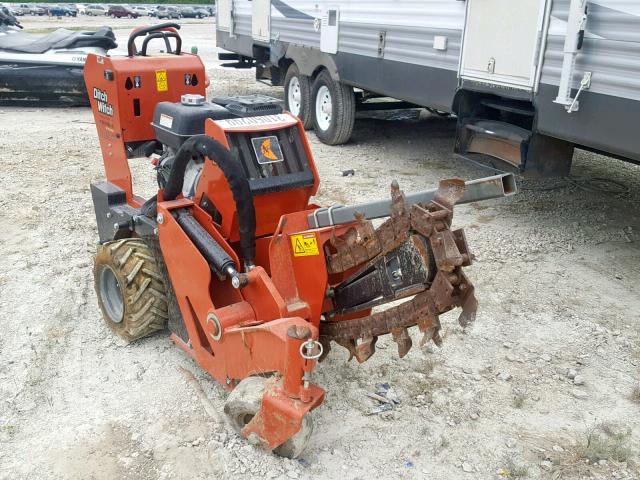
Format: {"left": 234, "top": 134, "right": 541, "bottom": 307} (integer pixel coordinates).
{"left": 1, "top": 18, "right": 639, "bottom": 480}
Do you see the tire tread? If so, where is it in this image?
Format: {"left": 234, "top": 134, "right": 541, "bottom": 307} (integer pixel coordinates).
{"left": 94, "top": 239, "right": 169, "bottom": 342}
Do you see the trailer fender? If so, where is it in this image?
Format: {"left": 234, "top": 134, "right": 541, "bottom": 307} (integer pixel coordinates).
{"left": 285, "top": 45, "right": 339, "bottom": 81}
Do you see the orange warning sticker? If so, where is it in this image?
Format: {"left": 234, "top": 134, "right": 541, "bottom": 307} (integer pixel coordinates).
{"left": 290, "top": 233, "right": 319, "bottom": 257}
{"left": 251, "top": 135, "right": 284, "bottom": 165}
{"left": 155, "top": 69, "right": 168, "bottom": 92}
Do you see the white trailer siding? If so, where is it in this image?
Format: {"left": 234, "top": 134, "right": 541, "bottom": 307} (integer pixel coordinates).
{"left": 226, "top": 0, "right": 640, "bottom": 99}
{"left": 238, "top": 0, "right": 465, "bottom": 71}
{"left": 218, "top": 0, "right": 640, "bottom": 164}
{"left": 541, "top": 0, "right": 640, "bottom": 101}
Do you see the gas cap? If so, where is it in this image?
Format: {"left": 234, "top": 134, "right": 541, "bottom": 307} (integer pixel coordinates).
{"left": 181, "top": 94, "right": 206, "bottom": 106}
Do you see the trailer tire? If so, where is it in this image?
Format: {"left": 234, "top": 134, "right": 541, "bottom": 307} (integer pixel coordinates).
{"left": 284, "top": 64, "right": 312, "bottom": 129}
{"left": 224, "top": 376, "right": 313, "bottom": 459}
{"left": 94, "top": 238, "right": 168, "bottom": 343}
{"left": 311, "top": 69, "right": 355, "bottom": 145}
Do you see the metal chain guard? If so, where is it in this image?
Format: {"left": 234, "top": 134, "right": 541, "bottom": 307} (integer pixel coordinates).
{"left": 319, "top": 179, "right": 478, "bottom": 363}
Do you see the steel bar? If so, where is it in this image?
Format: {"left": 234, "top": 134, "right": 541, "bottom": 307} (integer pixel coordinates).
{"left": 308, "top": 173, "right": 516, "bottom": 228}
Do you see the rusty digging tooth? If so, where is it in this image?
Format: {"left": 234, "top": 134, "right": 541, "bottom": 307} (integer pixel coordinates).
{"left": 355, "top": 336, "right": 377, "bottom": 363}
{"left": 319, "top": 179, "right": 479, "bottom": 362}
{"left": 458, "top": 284, "right": 478, "bottom": 327}
{"left": 419, "top": 325, "right": 437, "bottom": 347}
{"left": 391, "top": 327, "right": 412, "bottom": 358}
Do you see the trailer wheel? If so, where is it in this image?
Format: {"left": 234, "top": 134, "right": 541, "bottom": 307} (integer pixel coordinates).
{"left": 94, "top": 238, "right": 168, "bottom": 343}
{"left": 224, "top": 376, "right": 313, "bottom": 459}
{"left": 284, "top": 64, "right": 312, "bottom": 129}
{"left": 311, "top": 69, "right": 355, "bottom": 145}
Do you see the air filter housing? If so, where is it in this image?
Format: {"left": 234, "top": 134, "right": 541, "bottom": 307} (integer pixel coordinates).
{"left": 211, "top": 94, "right": 283, "bottom": 117}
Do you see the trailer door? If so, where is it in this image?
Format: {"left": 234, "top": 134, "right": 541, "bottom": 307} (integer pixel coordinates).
{"left": 217, "top": 0, "right": 234, "bottom": 35}
{"left": 252, "top": 0, "right": 271, "bottom": 42}
{"left": 460, "top": 0, "right": 548, "bottom": 90}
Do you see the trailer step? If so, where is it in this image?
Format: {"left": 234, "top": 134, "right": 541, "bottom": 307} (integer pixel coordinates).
{"left": 480, "top": 98, "right": 535, "bottom": 117}
{"left": 458, "top": 119, "right": 531, "bottom": 169}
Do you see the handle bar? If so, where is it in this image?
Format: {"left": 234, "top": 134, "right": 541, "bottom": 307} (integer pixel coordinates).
{"left": 127, "top": 22, "right": 182, "bottom": 57}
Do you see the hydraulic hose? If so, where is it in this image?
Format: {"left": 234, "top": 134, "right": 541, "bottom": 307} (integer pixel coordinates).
{"left": 163, "top": 135, "right": 256, "bottom": 266}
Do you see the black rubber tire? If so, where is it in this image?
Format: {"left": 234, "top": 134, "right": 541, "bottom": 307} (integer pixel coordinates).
{"left": 284, "top": 63, "right": 312, "bottom": 130}
{"left": 310, "top": 69, "right": 355, "bottom": 145}
{"left": 94, "top": 238, "right": 168, "bottom": 343}
{"left": 224, "top": 377, "right": 313, "bottom": 459}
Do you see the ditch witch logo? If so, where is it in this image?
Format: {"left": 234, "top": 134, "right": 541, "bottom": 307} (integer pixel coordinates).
{"left": 93, "top": 87, "right": 114, "bottom": 116}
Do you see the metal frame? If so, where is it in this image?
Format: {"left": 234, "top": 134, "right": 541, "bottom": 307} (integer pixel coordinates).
{"left": 308, "top": 173, "right": 516, "bottom": 228}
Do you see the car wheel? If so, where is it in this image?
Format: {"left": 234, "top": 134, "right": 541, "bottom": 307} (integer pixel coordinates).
{"left": 284, "top": 63, "right": 313, "bottom": 129}
{"left": 311, "top": 69, "right": 356, "bottom": 145}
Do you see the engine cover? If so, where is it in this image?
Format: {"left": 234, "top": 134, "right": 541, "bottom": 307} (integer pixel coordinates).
{"left": 152, "top": 94, "right": 283, "bottom": 150}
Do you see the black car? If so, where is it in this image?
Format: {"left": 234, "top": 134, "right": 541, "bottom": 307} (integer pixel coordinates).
{"left": 179, "top": 7, "right": 199, "bottom": 18}
{"left": 194, "top": 7, "right": 209, "bottom": 18}
{"left": 46, "top": 5, "right": 75, "bottom": 17}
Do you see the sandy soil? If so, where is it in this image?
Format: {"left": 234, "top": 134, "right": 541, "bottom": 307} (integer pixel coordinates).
{"left": 1, "top": 17, "right": 639, "bottom": 480}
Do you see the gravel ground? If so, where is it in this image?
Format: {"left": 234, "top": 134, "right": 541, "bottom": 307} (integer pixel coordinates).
{"left": 1, "top": 18, "right": 639, "bottom": 480}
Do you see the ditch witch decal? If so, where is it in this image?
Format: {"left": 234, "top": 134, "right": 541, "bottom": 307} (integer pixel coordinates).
{"left": 93, "top": 88, "right": 114, "bottom": 116}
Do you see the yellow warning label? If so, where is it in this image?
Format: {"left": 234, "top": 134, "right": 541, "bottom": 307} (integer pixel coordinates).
{"left": 290, "top": 233, "right": 319, "bottom": 257}
{"left": 155, "top": 69, "right": 168, "bottom": 92}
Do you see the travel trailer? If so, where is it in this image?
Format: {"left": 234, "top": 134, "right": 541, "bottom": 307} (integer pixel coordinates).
{"left": 216, "top": 0, "right": 640, "bottom": 176}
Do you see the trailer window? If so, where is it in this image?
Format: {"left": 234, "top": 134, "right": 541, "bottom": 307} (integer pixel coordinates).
{"left": 328, "top": 10, "right": 337, "bottom": 26}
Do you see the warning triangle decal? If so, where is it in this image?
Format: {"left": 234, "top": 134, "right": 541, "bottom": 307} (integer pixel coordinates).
{"left": 294, "top": 238, "right": 306, "bottom": 254}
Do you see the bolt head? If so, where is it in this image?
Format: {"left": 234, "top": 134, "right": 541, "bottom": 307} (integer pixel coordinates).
{"left": 106, "top": 212, "right": 112, "bottom": 219}
{"left": 156, "top": 213, "right": 164, "bottom": 224}
{"left": 231, "top": 276, "right": 240, "bottom": 289}
{"left": 113, "top": 223, "right": 119, "bottom": 230}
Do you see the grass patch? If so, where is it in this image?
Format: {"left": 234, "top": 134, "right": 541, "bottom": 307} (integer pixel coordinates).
{"left": 0, "top": 424, "right": 17, "bottom": 440}
{"left": 405, "top": 375, "right": 447, "bottom": 400}
{"left": 576, "top": 424, "right": 632, "bottom": 464}
{"left": 498, "top": 454, "right": 529, "bottom": 478}
{"left": 547, "top": 423, "right": 635, "bottom": 476}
